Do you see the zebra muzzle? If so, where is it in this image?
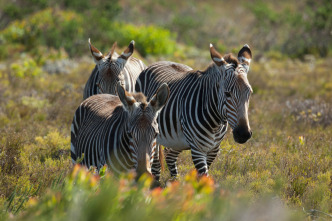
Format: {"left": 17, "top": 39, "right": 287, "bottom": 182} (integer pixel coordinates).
{"left": 233, "top": 126, "right": 252, "bottom": 144}
{"left": 136, "top": 153, "right": 152, "bottom": 178}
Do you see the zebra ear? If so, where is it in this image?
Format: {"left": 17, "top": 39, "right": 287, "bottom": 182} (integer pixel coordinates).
{"left": 120, "top": 40, "right": 135, "bottom": 60}
{"left": 238, "top": 44, "right": 252, "bottom": 71}
{"left": 89, "top": 38, "right": 104, "bottom": 64}
{"left": 106, "top": 42, "right": 117, "bottom": 60}
{"left": 149, "top": 83, "right": 170, "bottom": 113}
{"left": 117, "top": 82, "right": 136, "bottom": 112}
{"left": 210, "top": 44, "right": 227, "bottom": 66}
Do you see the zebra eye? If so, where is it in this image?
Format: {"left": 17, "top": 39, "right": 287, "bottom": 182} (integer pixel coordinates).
{"left": 225, "top": 92, "right": 231, "bottom": 98}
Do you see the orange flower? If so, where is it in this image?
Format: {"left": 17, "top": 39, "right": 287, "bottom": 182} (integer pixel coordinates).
{"left": 71, "top": 164, "right": 81, "bottom": 178}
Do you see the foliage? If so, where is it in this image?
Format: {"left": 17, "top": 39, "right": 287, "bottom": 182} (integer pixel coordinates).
{"left": 109, "top": 23, "right": 177, "bottom": 57}
{"left": 0, "top": 8, "right": 84, "bottom": 58}
{"left": 0, "top": 5, "right": 177, "bottom": 59}
{"left": 0, "top": 0, "right": 121, "bottom": 30}
{"left": 0, "top": 130, "right": 71, "bottom": 215}
{"left": 2, "top": 166, "right": 305, "bottom": 221}
{"left": 248, "top": 0, "right": 332, "bottom": 58}
{"left": 10, "top": 58, "right": 43, "bottom": 78}
{"left": 2, "top": 1, "right": 331, "bottom": 59}
{"left": 0, "top": 0, "right": 178, "bottom": 59}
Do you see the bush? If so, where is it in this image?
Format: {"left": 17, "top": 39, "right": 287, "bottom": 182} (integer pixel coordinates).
{"left": 169, "top": 14, "right": 203, "bottom": 46}
{"left": 10, "top": 58, "right": 42, "bottom": 78}
{"left": 109, "top": 23, "right": 177, "bottom": 57}
{"left": 248, "top": 0, "right": 332, "bottom": 58}
{"left": 0, "top": 6, "right": 177, "bottom": 59}
{"left": 0, "top": 8, "right": 84, "bottom": 58}
{"left": 0, "top": 129, "right": 71, "bottom": 214}
{"left": 0, "top": 0, "right": 121, "bottom": 30}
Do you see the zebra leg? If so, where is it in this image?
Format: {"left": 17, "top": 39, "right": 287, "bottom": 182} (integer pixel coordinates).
{"left": 164, "top": 147, "right": 182, "bottom": 178}
{"left": 191, "top": 147, "right": 208, "bottom": 175}
{"left": 207, "top": 146, "right": 220, "bottom": 169}
{"left": 151, "top": 144, "right": 161, "bottom": 181}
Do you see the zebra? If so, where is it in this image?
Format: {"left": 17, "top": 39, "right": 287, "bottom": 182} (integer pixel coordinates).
{"left": 71, "top": 82, "right": 170, "bottom": 179}
{"left": 83, "top": 39, "right": 146, "bottom": 99}
{"left": 135, "top": 44, "right": 253, "bottom": 177}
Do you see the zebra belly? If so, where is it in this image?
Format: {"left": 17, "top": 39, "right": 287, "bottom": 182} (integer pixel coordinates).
{"left": 157, "top": 130, "right": 224, "bottom": 153}
{"left": 157, "top": 133, "right": 190, "bottom": 151}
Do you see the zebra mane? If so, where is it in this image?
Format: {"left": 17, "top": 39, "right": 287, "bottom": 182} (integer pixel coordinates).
{"left": 131, "top": 92, "right": 148, "bottom": 109}
{"left": 202, "top": 53, "right": 238, "bottom": 76}
{"left": 223, "top": 53, "right": 239, "bottom": 67}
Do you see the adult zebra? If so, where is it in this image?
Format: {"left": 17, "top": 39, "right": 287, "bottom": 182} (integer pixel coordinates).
{"left": 135, "top": 44, "right": 253, "bottom": 177}
{"left": 71, "top": 82, "right": 170, "bottom": 178}
{"left": 83, "top": 39, "right": 146, "bottom": 99}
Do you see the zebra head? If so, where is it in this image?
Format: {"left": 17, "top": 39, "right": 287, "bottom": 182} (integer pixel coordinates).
{"left": 89, "top": 39, "right": 135, "bottom": 95}
{"left": 210, "top": 44, "right": 253, "bottom": 144}
{"left": 117, "top": 82, "right": 170, "bottom": 177}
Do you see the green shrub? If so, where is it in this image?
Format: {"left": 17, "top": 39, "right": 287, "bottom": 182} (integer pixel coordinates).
{"left": 0, "top": 0, "right": 121, "bottom": 30}
{"left": 248, "top": 0, "right": 332, "bottom": 58}
{"left": 0, "top": 6, "right": 177, "bottom": 59}
{"left": 303, "top": 172, "right": 331, "bottom": 212}
{"left": 0, "top": 129, "right": 71, "bottom": 214}
{"left": 10, "top": 58, "right": 42, "bottom": 78}
{"left": 170, "top": 14, "right": 202, "bottom": 46}
{"left": 0, "top": 8, "right": 84, "bottom": 58}
{"left": 248, "top": 2, "right": 280, "bottom": 26}
{"left": 109, "top": 23, "right": 177, "bottom": 57}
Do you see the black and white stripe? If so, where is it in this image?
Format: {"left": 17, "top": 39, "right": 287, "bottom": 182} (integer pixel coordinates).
{"left": 135, "top": 44, "right": 253, "bottom": 177}
{"left": 83, "top": 40, "right": 146, "bottom": 99}
{"left": 71, "top": 83, "right": 169, "bottom": 179}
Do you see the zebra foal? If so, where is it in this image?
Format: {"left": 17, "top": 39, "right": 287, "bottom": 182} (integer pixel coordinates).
{"left": 136, "top": 44, "right": 253, "bottom": 177}
{"left": 83, "top": 39, "right": 146, "bottom": 99}
{"left": 71, "top": 82, "right": 170, "bottom": 179}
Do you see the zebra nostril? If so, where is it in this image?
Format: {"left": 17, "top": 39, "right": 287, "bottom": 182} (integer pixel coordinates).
{"left": 233, "top": 127, "right": 252, "bottom": 143}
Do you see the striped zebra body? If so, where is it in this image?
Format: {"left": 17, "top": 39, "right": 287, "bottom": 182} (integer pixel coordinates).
{"left": 71, "top": 83, "right": 169, "bottom": 179}
{"left": 136, "top": 45, "right": 253, "bottom": 176}
{"left": 71, "top": 94, "right": 133, "bottom": 172}
{"left": 83, "top": 40, "right": 146, "bottom": 99}
{"left": 83, "top": 66, "right": 99, "bottom": 97}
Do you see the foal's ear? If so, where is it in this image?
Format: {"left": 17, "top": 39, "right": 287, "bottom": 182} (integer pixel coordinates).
{"left": 117, "top": 82, "right": 136, "bottom": 112}
{"left": 149, "top": 83, "right": 170, "bottom": 113}
{"left": 120, "top": 40, "right": 135, "bottom": 60}
{"left": 238, "top": 44, "right": 252, "bottom": 72}
{"left": 89, "top": 38, "right": 104, "bottom": 64}
{"left": 210, "top": 43, "right": 227, "bottom": 66}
